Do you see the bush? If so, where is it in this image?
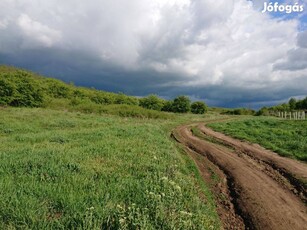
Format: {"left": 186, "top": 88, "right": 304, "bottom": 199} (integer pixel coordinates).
{"left": 161, "top": 101, "right": 173, "bottom": 112}
{"left": 44, "top": 79, "right": 71, "bottom": 98}
{"left": 191, "top": 101, "right": 207, "bottom": 114}
{"left": 172, "top": 96, "right": 191, "bottom": 113}
{"left": 100, "top": 104, "right": 171, "bottom": 119}
{"left": 114, "top": 93, "right": 139, "bottom": 105}
{"left": 222, "top": 108, "right": 255, "bottom": 115}
{"left": 0, "top": 76, "right": 15, "bottom": 105}
{"left": 256, "top": 107, "right": 270, "bottom": 116}
{"left": 0, "top": 72, "right": 44, "bottom": 107}
{"left": 11, "top": 77, "right": 44, "bottom": 107}
{"left": 89, "top": 92, "right": 114, "bottom": 105}
{"left": 139, "top": 95, "right": 165, "bottom": 111}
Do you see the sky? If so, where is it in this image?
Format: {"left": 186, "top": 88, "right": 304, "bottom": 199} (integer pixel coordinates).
{"left": 0, "top": 0, "right": 307, "bottom": 108}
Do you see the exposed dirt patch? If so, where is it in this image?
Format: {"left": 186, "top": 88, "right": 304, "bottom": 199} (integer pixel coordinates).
{"left": 184, "top": 146, "right": 245, "bottom": 229}
{"left": 198, "top": 124, "right": 307, "bottom": 203}
{"left": 173, "top": 123, "right": 307, "bottom": 230}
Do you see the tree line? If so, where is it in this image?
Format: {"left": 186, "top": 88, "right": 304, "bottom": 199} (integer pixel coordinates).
{"left": 257, "top": 97, "right": 307, "bottom": 116}
{"left": 0, "top": 66, "right": 208, "bottom": 114}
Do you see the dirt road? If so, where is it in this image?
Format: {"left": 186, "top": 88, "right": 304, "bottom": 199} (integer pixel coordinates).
{"left": 173, "top": 123, "right": 307, "bottom": 230}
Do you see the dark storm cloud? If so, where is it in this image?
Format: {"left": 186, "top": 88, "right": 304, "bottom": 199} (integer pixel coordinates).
{"left": 274, "top": 30, "right": 307, "bottom": 71}
{"left": 297, "top": 30, "right": 307, "bottom": 48}
{"left": 0, "top": 0, "right": 306, "bottom": 108}
{"left": 0, "top": 48, "right": 189, "bottom": 96}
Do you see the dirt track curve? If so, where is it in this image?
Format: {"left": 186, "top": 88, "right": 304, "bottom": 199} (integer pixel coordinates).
{"left": 173, "top": 122, "right": 307, "bottom": 230}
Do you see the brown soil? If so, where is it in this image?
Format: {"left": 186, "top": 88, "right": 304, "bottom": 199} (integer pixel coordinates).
{"left": 173, "top": 123, "right": 307, "bottom": 230}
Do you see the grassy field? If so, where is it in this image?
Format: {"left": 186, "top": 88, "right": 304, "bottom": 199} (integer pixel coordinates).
{"left": 0, "top": 107, "right": 220, "bottom": 229}
{"left": 208, "top": 117, "right": 307, "bottom": 161}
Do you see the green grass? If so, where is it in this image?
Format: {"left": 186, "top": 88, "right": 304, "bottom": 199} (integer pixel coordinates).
{"left": 0, "top": 107, "right": 220, "bottom": 229}
{"left": 191, "top": 127, "right": 234, "bottom": 151}
{"left": 208, "top": 117, "right": 307, "bottom": 161}
{"left": 47, "top": 98, "right": 174, "bottom": 120}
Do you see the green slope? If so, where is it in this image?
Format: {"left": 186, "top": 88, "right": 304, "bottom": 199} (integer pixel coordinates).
{"left": 0, "top": 65, "right": 174, "bottom": 119}
{"left": 0, "top": 107, "right": 220, "bottom": 229}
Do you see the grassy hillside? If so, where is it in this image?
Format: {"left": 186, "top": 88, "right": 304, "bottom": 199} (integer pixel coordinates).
{"left": 0, "top": 107, "right": 220, "bottom": 229}
{"left": 208, "top": 117, "right": 307, "bottom": 161}
{"left": 0, "top": 65, "right": 175, "bottom": 120}
{"left": 0, "top": 65, "right": 209, "bottom": 117}
{"left": 0, "top": 65, "right": 138, "bottom": 107}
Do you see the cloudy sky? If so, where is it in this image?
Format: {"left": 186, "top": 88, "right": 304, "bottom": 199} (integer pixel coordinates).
{"left": 0, "top": 0, "right": 306, "bottom": 108}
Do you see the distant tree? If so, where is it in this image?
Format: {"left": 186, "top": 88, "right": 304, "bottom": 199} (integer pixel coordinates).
{"left": 274, "top": 103, "right": 290, "bottom": 112}
{"left": 256, "top": 107, "right": 269, "bottom": 116}
{"left": 161, "top": 101, "right": 173, "bottom": 112}
{"left": 288, "top": 98, "right": 297, "bottom": 110}
{"left": 302, "top": 97, "right": 307, "bottom": 110}
{"left": 223, "top": 108, "right": 255, "bottom": 115}
{"left": 256, "top": 96, "right": 307, "bottom": 113}
{"left": 172, "top": 96, "right": 191, "bottom": 113}
{"left": 294, "top": 97, "right": 307, "bottom": 110}
{"left": 191, "top": 101, "right": 207, "bottom": 114}
{"left": 139, "top": 94, "right": 165, "bottom": 111}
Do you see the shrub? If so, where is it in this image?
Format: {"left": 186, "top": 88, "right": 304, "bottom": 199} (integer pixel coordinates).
{"left": 44, "top": 79, "right": 71, "bottom": 98}
{"left": 0, "top": 72, "right": 44, "bottom": 107}
{"left": 90, "top": 92, "right": 114, "bottom": 105}
{"left": 222, "top": 108, "right": 255, "bottom": 115}
{"left": 139, "top": 95, "right": 165, "bottom": 111}
{"left": 161, "top": 101, "right": 174, "bottom": 112}
{"left": 255, "top": 107, "right": 270, "bottom": 116}
{"left": 114, "top": 93, "right": 139, "bottom": 105}
{"left": 0, "top": 76, "right": 15, "bottom": 105}
{"left": 100, "top": 104, "right": 171, "bottom": 119}
{"left": 191, "top": 101, "right": 207, "bottom": 114}
{"left": 172, "top": 96, "right": 191, "bottom": 113}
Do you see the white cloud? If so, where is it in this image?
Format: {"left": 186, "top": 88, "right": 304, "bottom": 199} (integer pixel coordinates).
{"left": 0, "top": 0, "right": 306, "bottom": 106}
{"left": 17, "top": 14, "right": 61, "bottom": 47}
{"left": 0, "top": 19, "right": 8, "bottom": 29}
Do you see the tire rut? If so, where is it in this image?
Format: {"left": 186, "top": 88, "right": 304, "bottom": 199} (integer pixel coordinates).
{"left": 198, "top": 124, "right": 307, "bottom": 203}
{"left": 173, "top": 124, "right": 307, "bottom": 230}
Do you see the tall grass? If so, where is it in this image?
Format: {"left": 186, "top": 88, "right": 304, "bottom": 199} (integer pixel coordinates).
{"left": 208, "top": 117, "right": 307, "bottom": 161}
{"left": 0, "top": 107, "right": 220, "bottom": 229}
